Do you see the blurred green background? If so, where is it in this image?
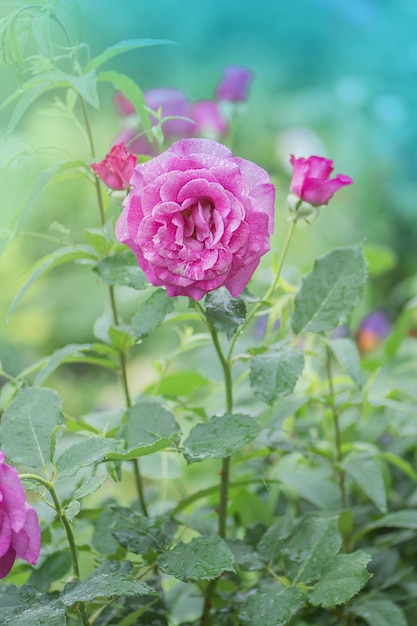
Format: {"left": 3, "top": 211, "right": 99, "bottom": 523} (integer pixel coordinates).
{"left": 1, "top": 0, "right": 416, "bottom": 397}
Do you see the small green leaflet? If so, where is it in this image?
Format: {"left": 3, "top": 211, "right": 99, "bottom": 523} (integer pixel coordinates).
{"left": 292, "top": 246, "right": 367, "bottom": 335}
{"left": 239, "top": 582, "right": 304, "bottom": 626}
{"left": 309, "top": 550, "right": 372, "bottom": 608}
{"left": 205, "top": 287, "right": 247, "bottom": 338}
{"left": 249, "top": 344, "right": 304, "bottom": 405}
{"left": 86, "top": 38, "right": 174, "bottom": 72}
{"left": 0, "top": 387, "right": 64, "bottom": 472}
{"left": 60, "top": 561, "right": 158, "bottom": 605}
{"left": 181, "top": 413, "right": 261, "bottom": 461}
{"left": 159, "top": 536, "right": 235, "bottom": 581}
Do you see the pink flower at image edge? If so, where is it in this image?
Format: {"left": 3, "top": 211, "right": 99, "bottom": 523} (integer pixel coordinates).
{"left": 116, "top": 138, "right": 275, "bottom": 301}
{"left": 91, "top": 144, "right": 137, "bottom": 190}
{"left": 290, "top": 155, "right": 353, "bottom": 205}
{"left": 0, "top": 451, "right": 41, "bottom": 578}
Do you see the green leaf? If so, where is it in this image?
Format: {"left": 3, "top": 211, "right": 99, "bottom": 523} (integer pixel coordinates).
{"left": 60, "top": 561, "right": 158, "bottom": 605}
{"left": 0, "top": 388, "right": 64, "bottom": 471}
{"left": 0, "top": 584, "right": 66, "bottom": 626}
{"left": 158, "top": 536, "right": 235, "bottom": 581}
{"left": 292, "top": 246, "right": 367, "bottom": 335}
{"left": 249, "top": 344, "right": 304, "bottom": 405}
{"left": 111, "top": 508, "right": 176, "bottom": 554}
{"left": 205, "top": 287, "right": 246, "bottom": 339}
{"left": 131, "top": 288, "right": 175, "bottom": 340}
{"left": 8, "top": 244, "right": 96, "bottom": 320}
{"left": 284, "top": 515, "right": 342, "bottom": 584}
{"left": 108, "top": 325, "right": 136, "bottom": 352}
{"left": 365, "top": 510, "right": 417, "bottom": 532}
{"left": 344, "top": 452, "right": 387, "bottom": 512}
{"left": 5, "top": 160, "right": 89, "bottom": 252}
{"left": 34, "top": 343, "right": 92, "bottom": 386}
{"left": 275, "top": 456, "right": 341, "bottom": 509}
{"left": 182, "top": 413, "right": 261, "bottom": 461}
{"left": 326, "top": 337, "right": 363, "bottom": 388}
{"left": 108, "top": 399, "right": 180, "bottom": 461}
{"left": 239, "top": 582, "right": 304, "bottom": 626}
{"left": 86, "top": 38, "right": 174, "bottom": 72}
{"left": 29, "top": 551, "right": 72, "bottom": 592}
{"left": 363, "top": 243, "right": 397, "bottom": 277}
{"left": 257, "top": 516, "right": 294, "bottom": 565}
{"left": 72, "top": 475, "right": 108, "bottom": 500}
{"left": 227, "top": 539, "right": 266, "bottom": 571}
{"left": 146, "top": 370, "right": 210, "bottom": 397}
{"left": 380, "top": 451, "right": 417, "bottom": 483}
{"left": 98, "top": 70, "right": 152, "bottom": 133}
{"left": 94, "top": 249, "right": 148, "bottom": 290}
{"left": 310, "top": 550, "right": 372, "bottom": 608}
{"left": 350, "top": 597, "right": 408, "bottom": 626}
{"left": 56, "top": 438, "right": 120, "bottom": 477}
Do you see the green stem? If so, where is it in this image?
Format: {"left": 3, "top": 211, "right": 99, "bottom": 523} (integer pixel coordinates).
{"left": 20, "top": 474, "right": 90, "bottom": 626}
{"left": 194, "top": 306, "right": 234, "bottom": 625}
{"left": 79, "top": 93, "right": 148, "bottom": 515}
{"left": 227, "top": 219, "right": 297, "bottom": 360}
{"left": 325, "top": 345, "right": 347, "bottom": 510}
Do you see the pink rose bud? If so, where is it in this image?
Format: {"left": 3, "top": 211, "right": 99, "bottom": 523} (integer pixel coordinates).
{"left": 91, "top": 144, "right": 137, "bottom": 190}
{"left": 113, "top": 92, "right": 136, "bottom": 117}
{"left": 191, "top": 100, "right": 228, "bottom": 138}
{"left": 116, "top": 138, "right": 275, "bottom": 301}
{"left": 216, "top": 66, "right": 253, "bottom": 102}
{"left": 289, "top": 155, "right": 353, "bottom": 206}
{"left": 0, "top": 451, "right": 41, "bottom": 579}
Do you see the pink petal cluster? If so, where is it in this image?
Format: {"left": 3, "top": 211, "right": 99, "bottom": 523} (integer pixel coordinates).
{"left": 216, "top": 66, "right": 253, "bottom": 102}
{"left": 0, "top": 451, "right": 41, "bottom": 578}
{"left": 116, "top": 138, "right": 275, "bottom": 301}
{"left": 290, "top": 155, "right": 353, "bottom": 206}
{"left": 91, "top": 144, "right": 137, "bottom": 190}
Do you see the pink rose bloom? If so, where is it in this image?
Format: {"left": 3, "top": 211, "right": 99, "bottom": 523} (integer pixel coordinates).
{"left": 289, "top": 155, "right": 353, "bottom": 205}
{"left": 216, "top": 66, "right": 253, "bottom": 102}
{"left": 0, "top": 451, "right": 41, "bottom": 578}
{"left": 191, "top": 101, "right": 228, "bottom": 138}
{"left": 91, "top": 144, "right": 137, "bottom": 190}
{"left": 116, "top": 138, "right": 275, "bottom": 301}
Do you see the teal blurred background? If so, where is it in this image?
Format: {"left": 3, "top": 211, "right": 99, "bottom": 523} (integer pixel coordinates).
{"left": 1, "top": 0, "right": 416, "bottom": 395}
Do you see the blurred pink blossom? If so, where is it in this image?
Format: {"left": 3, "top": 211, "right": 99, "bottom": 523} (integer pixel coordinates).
{"left": 0, "top": 451, "right": 41, "bottom": 578}
{"left": 190, "top": 100, "right": 228, "bottom": 138}
{"left": 216, "top": 66, "right": 253, "bottom": 102}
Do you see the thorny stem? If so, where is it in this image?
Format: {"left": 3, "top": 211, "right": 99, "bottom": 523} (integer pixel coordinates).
{"left": 20, "top": 474, "right": 90, "bottom": 626}
{"left": 325, "top": 345, "right": 347, "bottom": 511}
{"left": 78, "top": 87, "right": 148, "bottom": 516}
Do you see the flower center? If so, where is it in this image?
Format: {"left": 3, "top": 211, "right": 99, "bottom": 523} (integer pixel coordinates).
{"left": 173, "top": 197, "right": 224, "bottom": 248}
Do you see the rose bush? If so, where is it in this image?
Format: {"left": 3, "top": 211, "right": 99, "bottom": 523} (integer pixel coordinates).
{"left": 0, "top": 451, "right": 41, "bottom": 579}
{"left": 116, "top": 138, "right": 275, "bottom": 300}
